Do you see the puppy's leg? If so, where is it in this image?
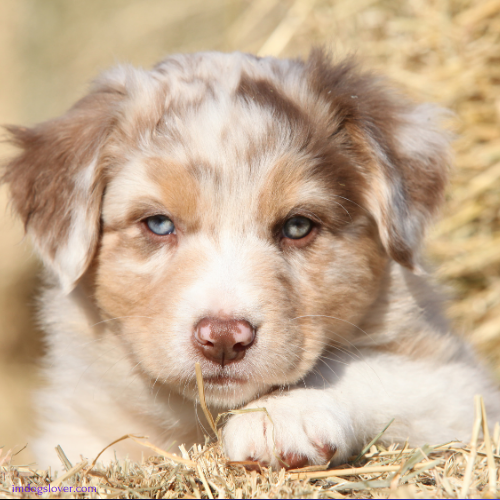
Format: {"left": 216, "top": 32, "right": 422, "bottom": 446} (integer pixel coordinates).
{"left": 223, "top": 352, "right": 500, "bottom": 468}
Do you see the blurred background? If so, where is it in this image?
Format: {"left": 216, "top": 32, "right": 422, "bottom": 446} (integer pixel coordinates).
{"left": 1, "top": 0, "right": 499, "bottom": 466}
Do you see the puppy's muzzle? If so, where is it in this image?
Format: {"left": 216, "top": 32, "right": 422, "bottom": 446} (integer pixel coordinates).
{"left": 193, "top": 317, "right": 255, "bottom": 366}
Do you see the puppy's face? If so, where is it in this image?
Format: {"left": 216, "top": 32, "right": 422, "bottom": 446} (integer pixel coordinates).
{"left": 4, "top": 51, "right": 449, "bottom": 407}
{"left": 95, "top": 101, "right": 385, "bottom": 406}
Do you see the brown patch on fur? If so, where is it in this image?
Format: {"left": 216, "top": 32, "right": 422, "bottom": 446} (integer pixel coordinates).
{"left": 257, "top": 156, "right": 311, "bottom": 228}
{"left": 236, "top": 67, "right": 372, "bottom": 242}
{"left": 306, "top": 140, "right": 366, "bottom": 227}
{"left": 2, "top": 82, "right": 125, "bottom": 261}
{"left": 237, "top": 70, "right": 367, "bottom": 229}
{"left": 254, "top": 142, "right": 365, "bottom": 243}
{"left": 145, "top": 158, "right": 201, "bottom": 233}
{"left": 236, "top": 73, "right": 306, "bottom": 126}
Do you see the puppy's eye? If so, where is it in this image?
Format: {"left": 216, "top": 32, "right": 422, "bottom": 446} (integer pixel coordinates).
{"left": 145, "top": 215, "right": 175, "bottom": 236}
{"left": 283, "top": 216, "right": 313, "bottom": 240}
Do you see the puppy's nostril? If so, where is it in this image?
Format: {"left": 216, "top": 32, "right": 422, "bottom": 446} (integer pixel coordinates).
{"left": 193, "top": 317, "right": 255, "bottom": 365}
{"left": 233, "top": 342, "right": 248, "bottom": 352}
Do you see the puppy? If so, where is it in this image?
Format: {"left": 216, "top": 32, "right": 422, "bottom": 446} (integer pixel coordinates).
{"left": 3, "top": 49, "right": 500, "bottom": 469}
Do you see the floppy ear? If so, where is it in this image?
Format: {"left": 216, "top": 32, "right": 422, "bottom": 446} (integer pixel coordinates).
{"left": 2, "top": 80, "right": 126, "bottom": 293}
{"left": 306, "top": 50, "right": 451, "bottom": 272}
{"left": 362, "top": 103, "right": 451, "bottom": 272}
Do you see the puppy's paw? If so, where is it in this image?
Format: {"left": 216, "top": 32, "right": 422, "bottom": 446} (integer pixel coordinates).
{"left": 222, "top": 390, "right": 355, "bottom": 469}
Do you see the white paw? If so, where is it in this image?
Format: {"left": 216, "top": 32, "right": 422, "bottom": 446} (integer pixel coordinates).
{"left": 222, "top": 390, "right": 356, "bottom": 469}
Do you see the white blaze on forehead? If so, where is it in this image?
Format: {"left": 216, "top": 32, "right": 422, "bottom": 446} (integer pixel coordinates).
{"left": 178, "top": 231, "right": 269, "bottom": 322}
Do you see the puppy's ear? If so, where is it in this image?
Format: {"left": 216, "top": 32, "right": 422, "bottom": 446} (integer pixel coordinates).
{"left": 2, "top": 80, "right": 125, "bottom": 292}
{"left": 363, "top": 103, "right": 451, "bottom": 272}
{"left": 307, "top": 50, "right": 451, "bottom": 271}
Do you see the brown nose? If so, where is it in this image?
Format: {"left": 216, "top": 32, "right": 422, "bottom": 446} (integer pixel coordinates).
{"left": 193, "top": 317, "right": 255, "bottom": 366}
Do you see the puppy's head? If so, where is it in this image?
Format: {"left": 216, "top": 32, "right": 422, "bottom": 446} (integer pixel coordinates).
{"left": 3, "top": 50, "right": 449, "bottom": 406}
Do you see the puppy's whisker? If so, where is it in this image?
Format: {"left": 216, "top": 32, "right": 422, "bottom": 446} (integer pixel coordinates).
{"left": 317, "top": 357, "right": 345, "bottom": 375}
{"left": 291, "top": 314, "right": 373, "bottom": 339}
{"left": 317, "top": 352, "right": 350, "bottom": 365}
{"left": 151, "top": 374, "right": 161, "bottom": 392}
{"left": 331, "top": 200, "right": 352, "bottom": 221}
{"left": 333, "top": 194, "right": 365, "bottom": 212}
{"left": 306, "top": 366, "right": 330, "bottom": 387}
{"left": 289, "top": 335, "right": 358, "bottom": 360}
{"left": 321, "top": 337, "right": 362, "bottom": 359}
{"left": 90, "top": 315, "right": 156, "bottom": 328}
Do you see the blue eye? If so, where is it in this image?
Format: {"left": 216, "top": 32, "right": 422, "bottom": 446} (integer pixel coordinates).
{"left": 283, "top": 216, "right": 312, "bottom": 239}
{"left": 146, "top": 215, "right": 175, "bottom": 235}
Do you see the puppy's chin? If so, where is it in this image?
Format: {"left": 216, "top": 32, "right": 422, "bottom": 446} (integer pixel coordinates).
{"left": 181, "top": 377, "right": 273, "bottom": 409}
{"left": 209, "top": 383, "right": 273, "bottom": 409}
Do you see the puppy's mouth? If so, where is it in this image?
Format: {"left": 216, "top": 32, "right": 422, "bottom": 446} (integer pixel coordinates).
{"left": 203, "top": 375, "right": 247, "bottom": 385}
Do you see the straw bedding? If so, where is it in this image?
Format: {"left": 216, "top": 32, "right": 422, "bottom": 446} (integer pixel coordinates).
{"left": 1, "top": 0, "right": 500, "bottom": 497}
{"left": 1, "top": 395, "right": 499, "bottom": 498}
